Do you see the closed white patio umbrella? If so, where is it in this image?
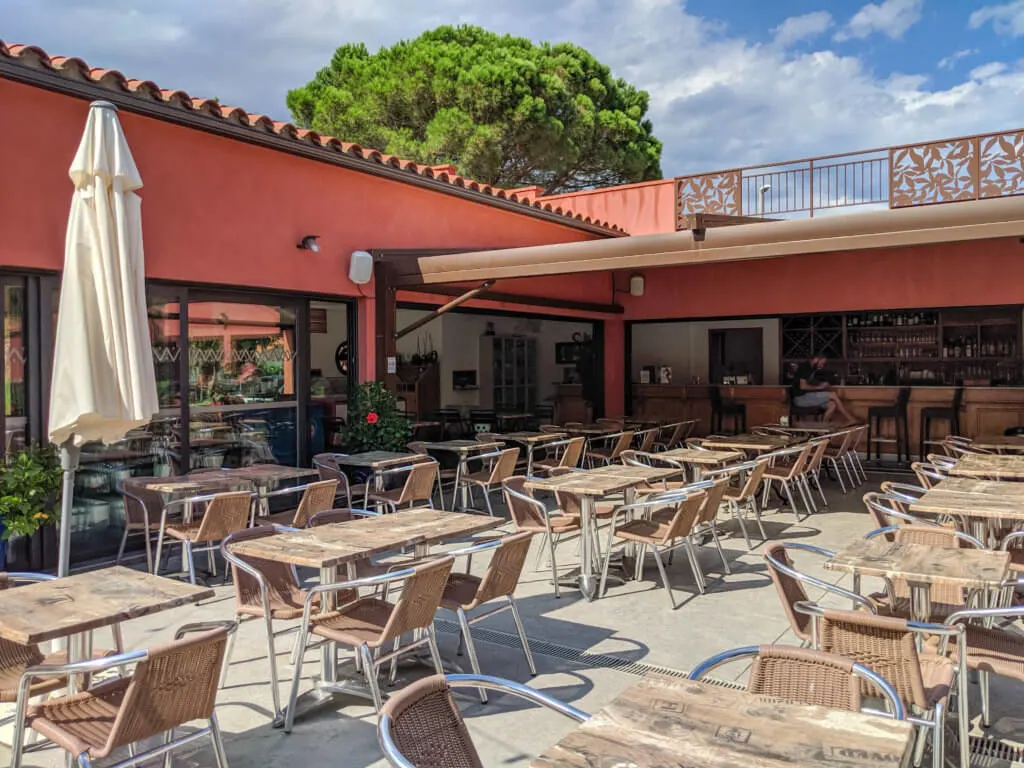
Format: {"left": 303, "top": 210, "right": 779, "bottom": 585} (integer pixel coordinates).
{"left": 49, "top": 101, "right": 158, "bottom": 577}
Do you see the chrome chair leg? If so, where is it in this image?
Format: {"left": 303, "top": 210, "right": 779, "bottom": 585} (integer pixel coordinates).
{"left": 209, "top": 714, "right": 229, "bottom": 768}
{"left": 457, "top": 608, "right": 487, "bottom": 703}
{"left": 508, "top": 597, "right": 537, "bottom": 676}
{"left": 651, "top": 546, "right": 677, "bottom": 610}
{"left": 360, "top": 643, "right": 383, "bottom": 712}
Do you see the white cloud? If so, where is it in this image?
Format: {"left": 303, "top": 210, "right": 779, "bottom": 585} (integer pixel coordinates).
{"left": 970, "top": 0, "right": 1024, "bottom": 36}
{"left": 970, "top": 62, "right": 1009, "bottom": 80}
{"left": 772, "top": 11, "right": 833, "bottom": 47}
{"left": 2, "top": 0, "right": 1024, "bottom": 180}
{"left": 937, "top": 48, "right": 977, "bottom": 69}
{"left": 835, "top": 0, "right": 924, "bottom": 41}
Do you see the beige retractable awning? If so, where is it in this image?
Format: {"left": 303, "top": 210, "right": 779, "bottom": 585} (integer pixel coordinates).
{"left": 394, "top": 196, "right": 1024, "bottom": 286}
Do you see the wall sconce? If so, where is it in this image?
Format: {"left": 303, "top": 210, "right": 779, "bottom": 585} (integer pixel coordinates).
{"left": 629, "top": 274, "right": 645, "bottom": 297}
{"left": 297, "top": 235, "right": 320, "bottom": 252}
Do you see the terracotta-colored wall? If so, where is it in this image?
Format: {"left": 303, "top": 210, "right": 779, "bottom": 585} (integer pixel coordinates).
{"left": 541, "top": 179, "right": 677, "bottom": 236}
{"left": 0, "top": 78, "right": 606, "bottom": 380}
{"left": 617, "top": 238, "right": 1024, "bottom": 320}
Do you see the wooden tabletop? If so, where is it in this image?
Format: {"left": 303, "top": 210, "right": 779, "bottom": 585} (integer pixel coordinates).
{"left": 562, "top": 424, "right": 618, "bottom": 436}
{"left": 230, "top": 508, "right": 503, "bottom": 570}
{"left": 525, "top": 466, "right": 676, "bottom": 497}
{"left": 970, "top": 435, "right": 1024, "bottom": 451}
{"left": 498, "top": 431, "right": 567, "bottom": 444}
{"left": 135, "top": 473, "right": 254, "bottom": 496}
{"left": 495, "top": 413, "right": 532, "bottom": 421}
{"left": 531, "top": 676, "right": 913, "bottom": 768}
{"left": 422, "top": 440, "right": 504, "bottom": 454}
{"left": 825, "top": 537, "right": 1009, "bottom": 588}
{"left": 951, "top": 453, "right": 1024, "bottom": 480}
{"left": 0, "top": 567, "right": 212, "bottom": 645}
{"left": 229, "top": 464, "right": 319, "bottom": 483}
{"left": 660, "top": 447, "right": 744, "bottom": 465}
{"left": 760, "top": 424, "right": 835, "bottom": 434}
{"left": 912, "top": 477, "right": 1024, "bottom": 520}
{"left": 336, "top": 451, "right": 428, "bottom": 469}
{"left": 700, "top": 434, "right": 800, "bottom": 452}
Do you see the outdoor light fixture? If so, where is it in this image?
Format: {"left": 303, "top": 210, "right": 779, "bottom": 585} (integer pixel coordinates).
{"left": 297, "top": 235, "right": 320, "bottom": 252}
{"left": 629, "top": 274, "right": 645, "bottom": 297}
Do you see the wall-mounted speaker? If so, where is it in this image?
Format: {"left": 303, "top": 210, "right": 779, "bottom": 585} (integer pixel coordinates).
{"left": 349, "top": 250, "right": 373, "bottom": 285}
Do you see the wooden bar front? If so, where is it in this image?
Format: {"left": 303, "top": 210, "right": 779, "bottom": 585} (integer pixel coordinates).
{"left": 631, "top": 384, "right": 1024, "bottom": 456}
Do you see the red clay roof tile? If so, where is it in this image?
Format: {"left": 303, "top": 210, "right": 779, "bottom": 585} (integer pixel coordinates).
{"left": 0, "top": 39, "right": 625, "bottom": 234}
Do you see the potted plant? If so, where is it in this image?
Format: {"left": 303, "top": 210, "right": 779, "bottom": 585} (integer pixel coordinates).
{"left": 343, "top": 382, "right": 413, "bottom": 487}
{"left": 0, "top": 444, "right": 62, "bottom": 571}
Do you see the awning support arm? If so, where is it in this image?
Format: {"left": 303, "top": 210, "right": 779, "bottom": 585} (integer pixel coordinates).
{"left": 393, "top": 280, "right": 496, "bottom": 340}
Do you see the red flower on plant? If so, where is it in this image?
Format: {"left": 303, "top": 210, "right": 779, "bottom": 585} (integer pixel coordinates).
{"left": 366, "top": 412, "right": 379, "bottom": 424}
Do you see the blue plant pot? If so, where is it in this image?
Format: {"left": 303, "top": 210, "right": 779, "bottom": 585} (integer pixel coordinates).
{"left": 0, "top": 520, "right": 7, "bottom": 572}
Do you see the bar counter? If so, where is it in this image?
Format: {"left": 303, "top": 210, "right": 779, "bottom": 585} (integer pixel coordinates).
{"left": 632, "top": 384, "right": 1024, "bottom": 456}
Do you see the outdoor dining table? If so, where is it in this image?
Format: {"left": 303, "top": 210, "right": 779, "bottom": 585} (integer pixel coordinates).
{"left": 950, "top": 453, "right": 1024, "bottom": 480}
{"left": 824, "top": 537, "right": 1010, "bottom": 621}
{"left": 760, "top": 423, "right": 835, "bottom": 435}
{"left": 967, "top": 434, "right": 1024, "bottom": 453}
{"left": 335, "top": 450, "right": 432, "bottom": 505}
{"left": 700, "top": 433, "right": 801, "bottom": 453}
{"left": 531, "top": 675, "right": 914, "bottom": 768}
{"left": 524, "top": 464, "right": 677, "bottom": 601}
{"left": 229, "top": 463, "right": 320, "bottom": 516}
{"left": 911, "top": 476, "right": 1024, "bottom": 536}
{"left": 128, "top": 471, "right": 256, "bottom": 525}
{"left": 495, "top": 413, "right": 533, "bottom": 431}
{"left": 496, "top": 431, "right": 566, "bottom": 475}
{"left": 230, "top": 508, "right": 502, "bottom": 725}
{"left": 658, "top": 447, "right": 743, "bottom": 480}
{"left": 422, "top": 440, "right": 504, "bottom": 509}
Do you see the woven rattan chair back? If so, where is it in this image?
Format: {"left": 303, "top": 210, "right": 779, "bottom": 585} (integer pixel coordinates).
{"left": 378, "top": 675, "right": 483, "bottom": 768}
{"left": 764, "top": 544, "right": 813, "bottom": 643}
{"left": 380, "top": 557, "right": 455, "bottom": 646}
{"left": 107, "top": 626, "right": 230, "bottom": 753}
{"left": 486, "top": 448, "right": 520, "bottom": 485}
{"left": 470, "top": 532, "right": 534, "bottom": 607}
{"left": 502, "top": 478, "right": 547, "bottom": 529}
{"left": 664, "top": 422, "right": 687, "bottom": 449}
{"left": 193, "top": 491, "right": 252, "bottom": 542}
{"left": 805, "top": 439, "right": 830, "bottom": 472}
{"left": 658, "top": 493, "right": 706, "bottom": 543}
{"left": 748, "top": 645, "right": 861, "bottom": 711}
{"left": 818, "top": 608, "right": 927, "bottom": 710}
{"left": 738, "top": 458, "right": 770, "bottom": 497}
{"left": 864, "top": 493, "right": 900, "bottom": 541}
{"left": 313, "top": 453, "right": 344, "bottom": 481}
{"left": 395, "top": 461, "right": 438, "bottom": 506}
{"left": 559, "top": 437, "right": 585, "bottom": 469}
{"left": 538, "top": 424, "right": 562, "bottom": 434}
{"left": 307, "top": 508, "right": 356, "bottom": 527}
{"left": 407, "top": 442, "right": 428, "bottom": 455}
{"left": 290, "top": 479, "right": 338, "bottom": 527}
{"left": 120, "top": 478, "right": 164, "bottom": 527}
{"left": 697, "top": 478, "right": 730, "bottom": 525}
{"left": 637, "top": 429, "right": 657, "bottom": 453}
{"left": 607, "top": 431, "right": 634, "bottom": 462}
{"left": 227, "top": 527, "right": 303, "bottom": 615}
{"left": 772, "top": 443, "right": 814, "bottom": 480}
{"left": 891, "top": 525, "right": 971, "bottom": 607}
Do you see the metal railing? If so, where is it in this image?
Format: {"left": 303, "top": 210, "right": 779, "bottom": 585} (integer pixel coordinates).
{"left": 675, "top": 127, "right": 1024, "bottom": 225}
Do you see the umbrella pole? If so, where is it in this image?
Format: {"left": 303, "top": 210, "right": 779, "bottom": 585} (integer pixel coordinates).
{"left": 57, "top": 439, "right": 79, "bottom": 578}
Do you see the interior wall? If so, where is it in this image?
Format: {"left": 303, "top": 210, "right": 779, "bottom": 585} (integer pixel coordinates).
{"left": 631, "top": 319, "right": 781, "bottom": 384}
{"left": 397, "top": 309, "right": 593, "bottom": 409}
{"left": 309, "top": 302, "right": 350, "bottom": 389}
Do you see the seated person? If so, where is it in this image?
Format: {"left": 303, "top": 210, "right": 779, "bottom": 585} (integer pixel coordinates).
{"left": 791, "top": 355, "right": 858, "bottom": 425}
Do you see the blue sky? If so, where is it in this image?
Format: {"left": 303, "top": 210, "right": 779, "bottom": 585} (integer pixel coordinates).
{"left": 2, "top": 0, "right": 1023, "bottom": 177}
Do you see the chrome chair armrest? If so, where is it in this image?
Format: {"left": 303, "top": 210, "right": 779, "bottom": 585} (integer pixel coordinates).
{"left": 174, "top": 620, "right": 238, "bottom": 640}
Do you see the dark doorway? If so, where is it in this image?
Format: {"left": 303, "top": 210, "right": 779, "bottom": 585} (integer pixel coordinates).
{"left": 709, "top": 328, "right": 764, "bottom": 385}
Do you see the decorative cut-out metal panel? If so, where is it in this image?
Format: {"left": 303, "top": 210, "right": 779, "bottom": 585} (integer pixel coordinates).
{"left": 979, "top": 131, "right": 1024, "bottom": 199}
{"left": 676, "top": 171, "right": 741, "bottom": 222}
{"left": 890, "top": 139, "right": 977, "bottom": 207}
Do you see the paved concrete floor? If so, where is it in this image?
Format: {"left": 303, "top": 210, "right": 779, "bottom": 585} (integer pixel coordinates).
{"left": 8, "top": 471, "right": 1024, "bottom": 767}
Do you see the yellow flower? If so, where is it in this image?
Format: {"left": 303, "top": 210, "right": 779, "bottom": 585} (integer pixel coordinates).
{"left": 33, "top": 512, "right": 47, "bottom": 520}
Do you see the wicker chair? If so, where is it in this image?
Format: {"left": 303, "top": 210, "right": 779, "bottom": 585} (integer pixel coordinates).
{"left": 584, "top": 430, "right": 633, "bottom": 468}
{"left": 634, "top": 428, "right": 658, "bottom": 453}
{"left": 801, "top": 438, "right": 831, "bottom": 509}
{"left": 686, "top": 477, "right": 733, "bottom": 578}
{"left": 156, "top": 490, "right": 253, "bottom": 584}
{"left": 688, "top": 644, "right": 904, "bottom": 719}
{"left": 285, "top": 557, "right": 455, "bottom": 727}
{"left": 221, "top": 526, "right": 333, "bottom": 721}
{"left": 531, "top": 437, "right": 584, "bottom": 475}
{"left": 653, "top": 421, "right": 692, "bottom": 452}
{"left": 456, "top": 448, "right": 519, "bottom": 515}
{"left": 431, "top": 533, "right": 536, "bottom": 702}
{"left": 367, "top": 460, "right": 440, "bottom": 514}
{"left": 763, "top": 542, "right": 876, "bottom": 646}
{"left": 863, "top": 491, "right": 947, "bottom": 537}
{"left": 910, "top": 461, "right": 948, "bottom": 489}
{"left": 822, "top": 428, "right": 857, "bottom": 493}
{"left": 313, "top": 452, "right": 357, "bottom": 507}
{"left": 795, "top": 604, "right": 966, "bottom": 768}
{"left": 761, "top": 443, "right": 816, "bottom": 520}
{"left": 263, "top": 479, "right": 339, "bottom": 527}
{"left": 377, "top": 673, "right": 589, "bottom": 768}
{"left": 599, "top": 490, "right": 707, "bottom": 608}
{"left": 10, "top": 621, "right": 236, "bottom": 768}
{"left": 502, "top": 477, "right": 581, "bottom": 598}
{"left": 705, "top": 459, "right": 769, "bottom": 548}
{"left": 115, "top": 482, "right": 166, "bottom": 572}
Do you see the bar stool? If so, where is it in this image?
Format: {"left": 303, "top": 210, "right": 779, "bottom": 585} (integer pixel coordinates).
{"left": 710, "top": 386, "right": 746, "bottom": 434}
{"left": 867, "top": 387, "right": 911, "bottom": 463}
{"left": 919, "top": 386, "right": 963, "bottom": 461}
{"left": 788, "top": 389, "right": 825, "bottom": 425}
